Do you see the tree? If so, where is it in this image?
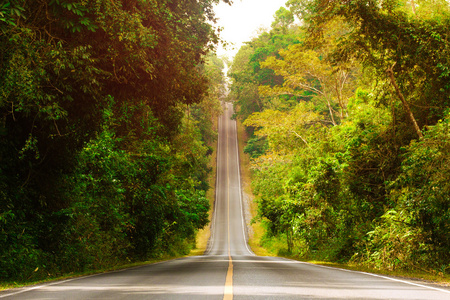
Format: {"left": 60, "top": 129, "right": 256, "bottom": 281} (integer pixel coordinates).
{"left": 190, "top": 53, "right": 225, "bottom": 144}
{"left": 243, "top": 102, "right": 322, "bottom": 152}
{"left": 228, "top": 45, "right": 263, "bottom": 121}
{"left": 259, "top": 17, "right": 358, "bottom": 125}
{"left": 0, "top": 0, "right": 231, "bottom": 281}
{"left": 272, "top": 7, "right": 295, "bottom": 31}
{"left": 297, "top": 0, "right": 450, "bottom": 137}
{"left": 228, "top": 18, "right": 302, "bottom": 123}
{"left": 234, "top": 0, "right": 450, "bottom": 272}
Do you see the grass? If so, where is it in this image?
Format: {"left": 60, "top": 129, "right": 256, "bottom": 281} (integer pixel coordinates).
{"left": 304, "top": 260, "right": 450, "bottom": 287}
{"left": 235, "top": 118, "right": 270, "bottom": 257}
{"left": 0, "top": 255, "right": 179, "bottom": 291}
{"left": 189, "top": 144, "right": 215, "bottom": 256}
{"left": 190, "top": 119, "right": 218, "bottom": 257}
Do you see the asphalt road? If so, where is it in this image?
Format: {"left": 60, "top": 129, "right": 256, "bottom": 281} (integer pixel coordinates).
{"left": 1, "top": 102, "right": 449, "bottom": 299}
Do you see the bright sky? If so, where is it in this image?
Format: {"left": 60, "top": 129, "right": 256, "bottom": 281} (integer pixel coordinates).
{"left": 213, "top": 0, "right": 287, "bottom": 59}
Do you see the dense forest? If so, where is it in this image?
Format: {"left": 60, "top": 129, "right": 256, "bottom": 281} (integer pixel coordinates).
{"left": 229, "top": 0, "right": 449, "bottom": 274}
{"left": 0, "top": 0, "right": 228, "bottom": 282}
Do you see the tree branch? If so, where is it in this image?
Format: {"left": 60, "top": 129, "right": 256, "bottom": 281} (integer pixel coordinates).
{"left": 386, "top": 63, "right": 423, "bottom": 139}
{"left": 290, "top": 130, "right": 311, "bottom": 148}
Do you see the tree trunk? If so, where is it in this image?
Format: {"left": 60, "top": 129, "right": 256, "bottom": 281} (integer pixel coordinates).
{"left": 325, "top": 97, "right": 337, "bottom": 126}
{"left": 286, "top": 226, "right": 293, "bottom": 253}
{"left": 411, "top": 0, "right": 417, "bottom": 16}
{"left": 386, "top": 63, "right": 423, "bottom": 139}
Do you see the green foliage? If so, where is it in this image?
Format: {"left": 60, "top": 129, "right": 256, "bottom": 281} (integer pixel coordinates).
{"left": 272, "top": 7, "right": 294, "bottom": 29}
{"left": 231, "top": 0, "right": 450, "bottom": 273}
{"left": 228, "top": 21, "right": 302, "bottom": 122}
{"left": 49, "top": 0, "right": 99, "bottom": 33}
{"left": 243, "top": 136, "right": 268, "bottom": 159}
{"left": 0, "top": 1, "right": 25, "bottom": 29}
{"left": 354, "top": 209, "right": 426, "bottom": 271}
{"left": 0, "top": 0, "right": 228, "bottom": 282}
{"left": 387, "top": 115, "right": 450, "bottom": 268}
{"left": 259, "top": 17, "right": 358, "bottom": 125}
{"left": 191, "top": 53, "right": 225, "bottom": 144}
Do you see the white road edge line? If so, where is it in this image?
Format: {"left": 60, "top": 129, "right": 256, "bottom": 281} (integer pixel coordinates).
{"left": 206, "top": 102, "right": 228, "bottom": 254}
{"left": 223, "top": 102, "right": 233, "bottom": 300}
{"left": 206, "top": 109, "right": 221, "bottom": 255}
{"left": 0, "top": 260, "right": 172, "bottom": 299}
{"left": 233, "top": 110, "right": 254, "bottom": 256}
{"left": 1, "top": 103, "right": 234, "bottom": 298}
{"left": 0, "top": 279, "right": 71, "bottom": 299}
{"left": 290, "top": 259, "right": 450, "bottom": 295}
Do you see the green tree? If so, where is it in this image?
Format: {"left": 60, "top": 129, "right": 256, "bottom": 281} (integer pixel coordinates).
{"left": 0, "top": 0, "right": 231, "bottom": 281}
{"left": 299, "top": 0, "right": 450, "bottom": 137}
{"left": 271, "top": 7, "right": 295, "bottom": 31}
{"left": 234, "top": 0, "right": 450, "bottom": 272}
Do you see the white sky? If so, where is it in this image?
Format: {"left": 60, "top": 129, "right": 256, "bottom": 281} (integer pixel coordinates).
{"left": 213, "top": 0, "right": 287, "bottom": 59}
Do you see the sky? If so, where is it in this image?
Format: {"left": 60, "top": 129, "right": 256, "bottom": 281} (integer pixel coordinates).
{"left": 213, "top": 0, "right": 287, "bottom": 59}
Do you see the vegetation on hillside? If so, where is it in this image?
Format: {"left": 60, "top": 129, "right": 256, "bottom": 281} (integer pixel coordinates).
{"left": 229, "top": 0, "right": 450, "bottom": 274}
{"left": 0, "top": 0, "right": 228, "bottom": 282}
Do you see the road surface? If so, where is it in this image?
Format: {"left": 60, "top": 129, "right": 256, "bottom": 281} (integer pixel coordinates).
{"left": 1, "top": 102, "right": 449, "bottom": 299}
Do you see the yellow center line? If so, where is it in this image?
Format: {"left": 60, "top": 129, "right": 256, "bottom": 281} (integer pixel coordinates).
{"left": 223, "top": 110, "right": 233, "bottom": 300}
{"left": 224, "top": 259, "right": 233, "bottom": 300}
